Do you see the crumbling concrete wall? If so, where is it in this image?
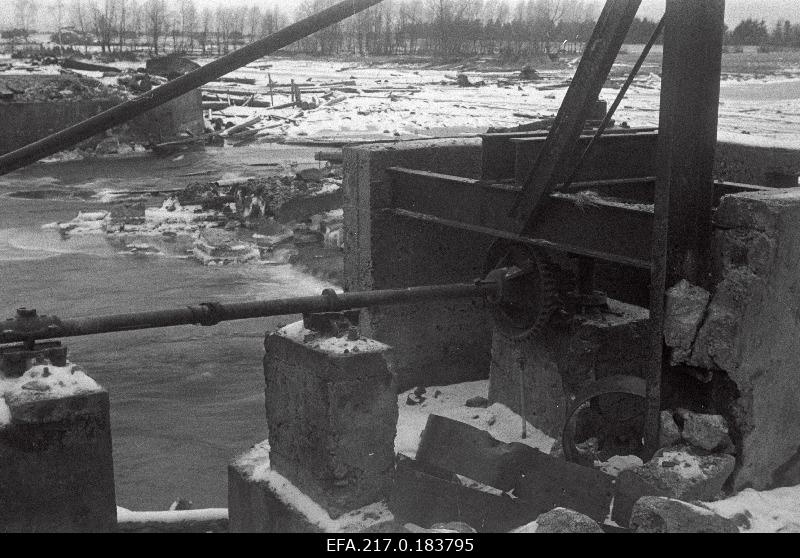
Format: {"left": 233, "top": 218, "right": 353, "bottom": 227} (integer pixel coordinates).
{"left": 343, "top": 139, "right": 491, "bottom": 390}
{"left": 664, "top": 187, "right": 800, "bottom": 490}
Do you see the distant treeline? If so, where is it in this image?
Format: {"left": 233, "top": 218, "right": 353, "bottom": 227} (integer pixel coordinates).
{"left": 3, "top": 1, "right": 799, "bottom": 59}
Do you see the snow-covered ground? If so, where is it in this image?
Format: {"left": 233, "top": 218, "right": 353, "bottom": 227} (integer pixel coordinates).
{"left": 11, "top": 54, "right": 796, "bottom": 148}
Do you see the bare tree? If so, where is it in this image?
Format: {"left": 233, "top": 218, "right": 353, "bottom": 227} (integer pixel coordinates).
{"left": 198, "top": 7, "right": 211, "bottom": 54}
{"left": 70, "top": 0, "right": 91, "bottom": 54}
{"left": 144, "top": 0, "right": 168, "bottom": 55}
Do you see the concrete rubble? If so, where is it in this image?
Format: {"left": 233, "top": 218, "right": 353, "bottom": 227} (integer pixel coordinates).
{"left": 533, "top": 507, "right": 604, "bottom": 533}
{"left": 629, "top": 497, "right": 739, "bottom": 533}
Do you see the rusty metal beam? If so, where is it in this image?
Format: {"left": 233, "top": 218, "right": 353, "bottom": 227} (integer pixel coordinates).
{"left": 0, "top": 0, "right": 384, "bottom": 175}
{"left": 509, "top": 0, "right": 642, "bottom": 230}
{"left": 646, "top": 0, "right": 726, "bottom": 457}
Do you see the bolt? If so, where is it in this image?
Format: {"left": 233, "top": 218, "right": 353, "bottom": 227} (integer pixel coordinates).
{"left": 16, "top": 307, "right": 37, "bottom": 318}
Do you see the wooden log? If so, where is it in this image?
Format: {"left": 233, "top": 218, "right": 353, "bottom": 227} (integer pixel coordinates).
{"left": 219, "top": 76, "right": 256, "bottom": 85}
{"left": 221, "top": 116, "right": 263, "bottom": 137}
{"left": 61, "top": 58, "right": 122, "bottom": 73}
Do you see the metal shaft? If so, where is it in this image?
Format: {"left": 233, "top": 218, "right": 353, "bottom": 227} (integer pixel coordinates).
{"left": 0, "top": 0, "right": 384, "bottom": 175}
{"left": 1, "top": 282, "right": 496, "bottom": 344}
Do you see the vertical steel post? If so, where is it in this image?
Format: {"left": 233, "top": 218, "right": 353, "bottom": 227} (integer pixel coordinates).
{"left": 646, "top": 0, "right": 726, "bottom": 456}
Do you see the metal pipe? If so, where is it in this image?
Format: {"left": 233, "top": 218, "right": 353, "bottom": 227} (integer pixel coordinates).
{"left": 1, "top": 282, "right": 497, "bottom": 344}
{"left": 0, "top": 0, "right": 384, "bottom": 176}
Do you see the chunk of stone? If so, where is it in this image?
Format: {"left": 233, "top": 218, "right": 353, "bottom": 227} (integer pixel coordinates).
{"left": 682, "top": 412, "right": 730, "bottom": 451}
{"left": 660, "top": 411, "right": 682, "bottom": 448}
{"left": 630, "top": 496, "right": 738, "bottom": 533}
{"left": 663, "top": 280, "right": 710, "bottom": 365}
{"left": 612, "top": 446, "right": 735, "bottom": 525}
{"left": 534, "top": 507, "right": 603, "bottom": 533}
{"left": 465, "top": 396, "right": 489, "bottom": 408}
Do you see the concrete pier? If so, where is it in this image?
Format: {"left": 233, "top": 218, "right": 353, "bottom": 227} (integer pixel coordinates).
{"left": 262, "top": 321, "right": 397, "bottom": 517}
{"left": 0, "top": 362, "right": 116, "bottom": 532}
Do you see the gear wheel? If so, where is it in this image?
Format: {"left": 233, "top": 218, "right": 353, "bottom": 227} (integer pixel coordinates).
{"left": 483, "top": 241, "right": 560, "bottom": 340}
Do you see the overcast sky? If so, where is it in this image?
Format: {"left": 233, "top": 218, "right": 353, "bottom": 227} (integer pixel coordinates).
{"left": 1, "top": 0, "right": 797, "bottom": 32}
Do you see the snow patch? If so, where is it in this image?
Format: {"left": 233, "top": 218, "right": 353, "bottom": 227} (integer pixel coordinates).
{"left": 704, "top": 485, "right": 800, "bottom": 533}
{"left": 395, "top": 380, "right": 555, "bottom": 459}
{"left": 0, "top": 362, "right": 101, "bottom": 426}
{"left": 277, "top": 320, "right": 389, "bottom": 355}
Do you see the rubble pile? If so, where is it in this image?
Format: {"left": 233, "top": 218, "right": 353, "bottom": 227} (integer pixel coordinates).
{"left": 394, "top": 379, "right": 751, "bottom": 533}
{"left": 0, "top": 74, "right": 124, "bottom": 103}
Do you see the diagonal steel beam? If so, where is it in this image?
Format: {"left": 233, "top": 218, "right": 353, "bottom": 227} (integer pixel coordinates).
{"left": 510, "top": 0, "right": 642, "bottom": 233}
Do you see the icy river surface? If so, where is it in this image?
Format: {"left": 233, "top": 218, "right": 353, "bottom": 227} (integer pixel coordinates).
{"left": 0, "top": 145, "right": 333, "bottom": 510}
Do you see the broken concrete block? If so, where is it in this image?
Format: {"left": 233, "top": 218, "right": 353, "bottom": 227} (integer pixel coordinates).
{"left": 696, "top": 189, "right": 800, "bottom": 490}
{"left": 682, "top": 412, "right": 730, "bottom": 451}
{"left": 660, "top": 411, "right": 682, "bottom": 448}
{"left": 263, "top": 321, "right": 397, "bottom": 517}
{"left": 663, "top": 280, "right": 710, "bottom": 365}
{"left": 535, "top": 507, "right": 604, "bottom": 533}
{"left": 612, "top": 446, "right": 735, "bottom": 526}
{"left": 630, "top": 496, "right": 738, "bottom": 533}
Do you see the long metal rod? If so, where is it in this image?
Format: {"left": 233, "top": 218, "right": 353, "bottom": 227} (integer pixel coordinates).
{"left": 559, "top": 15, "right": 665, "bottom": 192}
{"left": 0, "top": 0, "right": 383, "bottom": 175}
{"left": 1, "top": 282, "right": 495, "bottom": 344}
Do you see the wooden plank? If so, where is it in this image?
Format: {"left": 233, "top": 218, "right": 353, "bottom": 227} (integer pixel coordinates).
{"left": 646, "top": 0, "right": 726, "bottom": 457}
{"left": 389, "top": 455, "right": 543, "bottom": 532}
{"left": 511, "top": 0, "right": 642, "bottom": 231}
{"left": 412, "top": 415, "right": 615, "bottom": 523}
{"left": 416, "top": 414, "right": 532, "bottom": 491}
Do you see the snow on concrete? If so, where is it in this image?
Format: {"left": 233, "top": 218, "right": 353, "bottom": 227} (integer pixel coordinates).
{"left": 395, "top": 380, "right": 556, "bottom": 459}
{"left": 0, "top": 362, "right": 101, "bottom": 426}
{"left": 703, "top": 485, "right": 800, "bottom": 533}
{"left": 277, "top": 319, "right": 390, "bottom": 355}
{"left": 239, "top": 441, "right": 394, "bottom": 533}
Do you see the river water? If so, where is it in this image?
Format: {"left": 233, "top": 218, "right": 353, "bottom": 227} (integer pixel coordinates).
{"left": 0, "top": 145, "right": 334, "bottom": 510}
